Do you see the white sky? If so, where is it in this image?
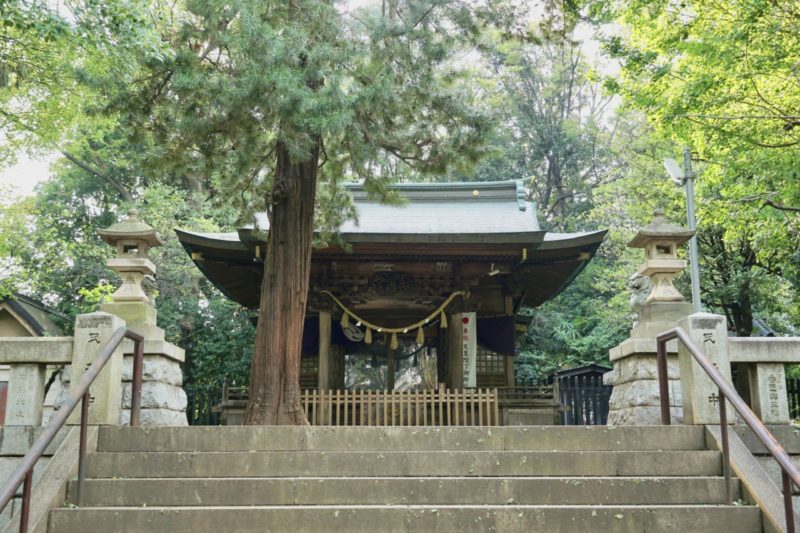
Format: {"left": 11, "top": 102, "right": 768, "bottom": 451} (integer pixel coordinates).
{"left": 0, "top": 154, "right": 53, "bottom": 200}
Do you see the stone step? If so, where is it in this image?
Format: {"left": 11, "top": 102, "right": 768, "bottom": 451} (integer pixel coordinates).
{"left": 97, "top": 425, "right": 706, "bottom": 452}
{"left": 68, "top": 476, "right": 741, "bottom": 506}
{"left": 85, "top": 450, "right": 722, "bottom": 478}
{"left": 48, "top": 504, "right": 762, "bottom": 533}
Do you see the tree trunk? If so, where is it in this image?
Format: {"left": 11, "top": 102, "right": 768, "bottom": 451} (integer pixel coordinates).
{"left": 242, "top": 140, "right": 319, "bottom": 425}
{"left": 737, "top": 276, "right": 754, "bottom": 337}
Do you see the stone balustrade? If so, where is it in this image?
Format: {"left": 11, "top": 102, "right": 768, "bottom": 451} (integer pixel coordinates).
{"left": 729, "top": 337, "right": 800, "bottom": 425}
{"left": 0, "top": 338, "right": 73, "bottom": 425}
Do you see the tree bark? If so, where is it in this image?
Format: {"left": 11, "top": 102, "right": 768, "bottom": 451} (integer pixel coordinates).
{"left": 242, "top": 139, "right": 319, "bottom": 425}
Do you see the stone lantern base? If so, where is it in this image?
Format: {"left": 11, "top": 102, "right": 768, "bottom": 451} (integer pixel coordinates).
{"left": 604, "top": 302, "right": 691, "bottom": 425}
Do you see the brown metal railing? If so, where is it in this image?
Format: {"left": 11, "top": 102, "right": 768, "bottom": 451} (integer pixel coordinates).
{"left": 0, "top": 326, "right": 144, "bottom": 533}
{"left": 657, "top": 327, "right": 800, "bottom": 533}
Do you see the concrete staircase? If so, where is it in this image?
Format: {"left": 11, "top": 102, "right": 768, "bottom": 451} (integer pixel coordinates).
{"left": 48, "top": 426, "right": 763, "bottom": 532}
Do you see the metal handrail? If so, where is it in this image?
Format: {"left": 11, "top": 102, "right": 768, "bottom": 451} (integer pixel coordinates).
{"left": 656, "top": 327, "right": 800, "bottom": 533}
{"left": 0, "top": 326, "right": 144, "bottom": 533}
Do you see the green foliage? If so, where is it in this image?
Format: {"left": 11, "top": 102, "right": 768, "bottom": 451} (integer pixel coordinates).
{"left": 447, "top": 38, "right": 626, "bottom": 229}
{"left": 0, "top": 164, "right": 254, "bottom": 390}
{"left": 5, "top": 0, "right": 797, "bottom": 395}
{"left": 516, "top": 228, "right": 637, "bottom": 380}
{"left": 596, "top": 0, "right": 800, "bottom": 335}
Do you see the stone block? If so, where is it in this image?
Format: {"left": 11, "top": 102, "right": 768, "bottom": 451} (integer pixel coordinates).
{"left": 5, "top": 364, "right": 45, "bottom": 426}
{"left": 121, "top": 355, "right": 183, "bottom": 386}
{"left": 677, "top": 313, "right": 733, "bottom": 425}
{"left": 630, "top": 301, "right": 692, "bottom": 338}
{"left": 100, "top": 301, "right": 157, "bottom": 327}
{"left": 609, "top": 338, "right": 678, "bottom": 362}
{"left": 119, "top": 324, "right": 166, "bottom": 343}
{"left": 748, "top": 363, "right": 790, "bottom": 425}
{"left": 120, "top": 339, "right": 184, "bottom": 363}
{"left": 68, "top": 313, "right": 125, "bottom": 426}
{"left": 121, "top": 382, "right": 187, "bottom": 411}
{"left": 119, "top": 408, "right": 188, "bottom": 427}
{"left": 0, "top": 457, "right": 50, "bottom": 490}
{"left": 0, "top": 338, "right": 73, "bottom": 365}
{"left": 606, "top": 405, "right": 683, "bottom": 426}
{"left": 729, "top": 337, "right": 800, "bottom": 363}
{"left": 606, "top": 378, "right": 683, "bottom": 426}
{"left": 0, "top": 426, "right": 66, "bottom": 455}
{"left": 608, "top": 379, "right": 682, "bottom": 409}
{"left": 602, "top": 354, "right": 680, "bottom": 386}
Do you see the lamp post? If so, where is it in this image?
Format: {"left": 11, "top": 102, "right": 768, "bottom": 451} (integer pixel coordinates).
{"left": 664, "top": 147, "right": 702, "bottom": 313}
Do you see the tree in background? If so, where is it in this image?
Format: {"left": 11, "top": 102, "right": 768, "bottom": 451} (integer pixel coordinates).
{"left": 483, "top": 40, "right": 624, "bottom": 228}
{"left": 450, "top": 32, "right": 645, "bottom": 379}
{"left": 3, "top": 0, "right": 797, "bottom": 399}
{"left": 599, "top": 0, "right": 800, "bottom": 334}
{"left": 0, "top": 169, "right": 255, "bottom": 410}
{"left": 2, "top": 0, "right": 528, "bottom": 424}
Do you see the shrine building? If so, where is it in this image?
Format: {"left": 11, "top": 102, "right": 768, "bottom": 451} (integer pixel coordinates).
{"left": 176, "top": 180, "right": 606, "bottom": 424}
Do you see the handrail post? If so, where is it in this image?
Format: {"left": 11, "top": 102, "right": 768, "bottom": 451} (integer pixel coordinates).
{"left": 784, "top": 471, "right": 796, "bottom": 533}
{"left": 656, "top": 337, "right": 671, "bottom": 425}
{"left": 19, "top": 472, "right": 31, "bottom": 533}
{"left": 77, "top": 391, "right": 90, "bottom": 508}
{"left": 130, "top": 337, "right": 144, "bottom": 427}
{"left": 718, "top": 389, "right": 732, "bottom": 505}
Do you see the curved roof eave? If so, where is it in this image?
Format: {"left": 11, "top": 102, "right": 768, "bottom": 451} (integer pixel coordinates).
{"left": 515, "top": 229, "right": 607, "bottom": 308}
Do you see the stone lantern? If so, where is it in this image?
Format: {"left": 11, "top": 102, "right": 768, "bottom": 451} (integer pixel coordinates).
{"left": 97, "top": 208, "right": 164, "bottom": 306}
{"left": 628, "top": 209, "right": 694, "bottom": 304}
{"left": 604, "top": 209, "right": 695, "bottom": 426}
{"left": 91, "top": 208, "right": 188, "bottom": 426}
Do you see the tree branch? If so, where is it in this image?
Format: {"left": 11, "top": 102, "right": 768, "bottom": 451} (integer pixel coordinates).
{"left": 741, "top": 192, "right": 800, "bottom": 213}
{"left": 59, "top": 150, "right": 135, "bottom": 203}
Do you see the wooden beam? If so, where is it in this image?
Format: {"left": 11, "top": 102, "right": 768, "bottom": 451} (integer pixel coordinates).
{"left": 503, "top": 295, "right": 513, "bottom": 315}
{"left": 503, "top": 294, "right": 516, "bottom": 386}
{"left": 387, "top": 344, "right": 396, "bottom": 391}
{"left": 447, "top": 312, "right": 463, "bottom": 388}
{"left": 505, "top": 356, "right": 515, "bottom": 387}
{"left": 318, "top": 311, "right": 331, "bottom": 391}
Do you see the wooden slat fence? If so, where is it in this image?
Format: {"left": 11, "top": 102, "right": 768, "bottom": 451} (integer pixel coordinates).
{"left": 302, "top": 387, "right": 499, "bottom": 426}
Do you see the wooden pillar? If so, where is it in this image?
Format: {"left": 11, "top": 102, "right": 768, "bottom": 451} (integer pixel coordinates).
{"left": 447, "top": 312, "right": 463, "bottom": 388}
{"left": 387, "top": 344, "right": 396, "bottom": 391}
{"left": 504, "top": 295, "right": 515, "bottom": 387}
{"left": 318, "top": 311, "right": 331, "bottom": 391}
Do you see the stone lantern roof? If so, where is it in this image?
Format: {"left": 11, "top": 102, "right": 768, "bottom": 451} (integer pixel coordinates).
{"left": 628, "top": 209, "right": 694, "bottom": 249}
{"left": 97, "top": 208, "right": 165, "bottom": 249}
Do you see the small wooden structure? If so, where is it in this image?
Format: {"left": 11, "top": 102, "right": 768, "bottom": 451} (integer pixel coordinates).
{"left": 178, "top": 181, "right": 605, "bottom": 425}
{"left": 552, "top": 364, "right": 613, "bottom": 426}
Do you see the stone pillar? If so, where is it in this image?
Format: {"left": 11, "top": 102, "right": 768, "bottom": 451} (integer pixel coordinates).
{"left": 5, "top": 364, "right": 46, "bottom": 425}
{"left": 676, "top": 313, "right": 733, "bottom": 424}
{"left": 68, "top": 313, "right": 125, "bottom": 425}
{"left": 748, "top": 363, "right": 790, "bottom": 425}
{"left": 605, "top": 302, "right": 689, "bottom": 425}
